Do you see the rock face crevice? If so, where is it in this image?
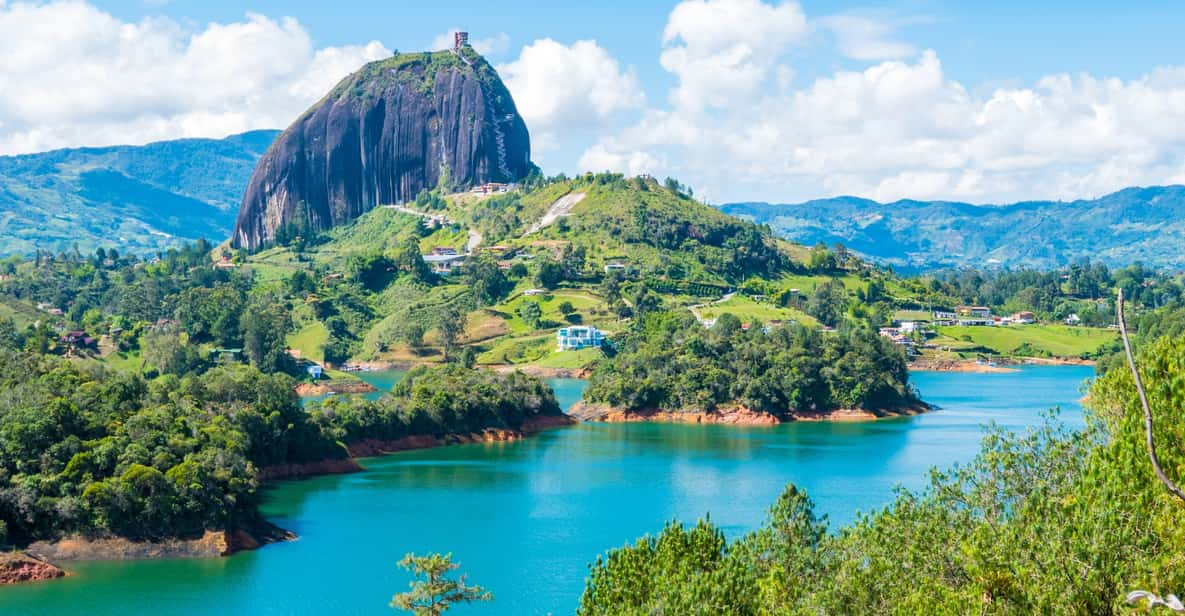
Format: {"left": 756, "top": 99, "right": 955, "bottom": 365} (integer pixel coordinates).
{"left": 232, "top": 48, "right": 531, "bottom": 250}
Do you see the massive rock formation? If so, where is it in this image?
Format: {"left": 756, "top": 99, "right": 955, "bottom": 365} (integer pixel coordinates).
{"left": 232, "top": 46, "right": 532, "bottom": 249}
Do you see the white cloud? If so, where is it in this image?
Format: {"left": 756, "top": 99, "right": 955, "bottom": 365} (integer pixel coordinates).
{"left": 816, "top": 14, "right": 916, "bottom": 61}
{"left": 499, "top": 38, "right": 645, "bottom": 150}
{"left": 428, "top": 29, "right": 510, "bottom": 57}
{"left": 0, "top": 1, "right": 390, "bottom": 155}
{"left": 661, "top": 0, "right": 808, "bottom": 110}
{"left": 578, "top": 144, "right": 660, "bottom": 177}
{"left": 579, "top": 0, "right": 1185, "bottom": 203}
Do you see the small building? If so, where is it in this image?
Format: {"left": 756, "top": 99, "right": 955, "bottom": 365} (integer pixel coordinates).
{"left": 307, "top": 365, "right": 324, "bottom": 380}
{"left": 957, "top": 306, "right": 992, "bottom": 319}
{"left": 604, "top": 262, "right": 627, "bottom": 274}
{"left": 955, "top": 306, "right": 993, "bottom": 326}
{"left": 212, "top": 348, "right": 242, "bottom": 363}
{"left": 430, "top": 246, "right": 458, "bottom": 256}
{"left": 523, "top": 288, "right": 546, "bottom": 296}
{"left": 1012, "top": 311, "right": 1036, "bottom": 324}
{"left": 898, "top": 321, "right": 923, "bottom": 333}
{"left": 1064, "top": 313, "right": 1081, "bottom": 326}
{"left": 422, "top": 253, "right": 466, "bottom": 274}
{"left": 932, "top": 309, "right": 957, "bottom": 326}
{"left": 60, "top": 330, "right": 96, "bottom": 349}
{"left": 454, "top": 31, "right": 469, "bottom": 50}
{"left": 470, "top": 182, "right": 511, "bottom": 195}
{"left": 557, "top": 326, "right": 605, "bottom": 351}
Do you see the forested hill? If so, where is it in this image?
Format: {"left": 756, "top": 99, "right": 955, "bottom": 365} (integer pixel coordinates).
{"left": 0, "top": 130, "right": 278, "bottom": 257}
{"left": 721, "top": 185, "right": 1185, "bottom": 272}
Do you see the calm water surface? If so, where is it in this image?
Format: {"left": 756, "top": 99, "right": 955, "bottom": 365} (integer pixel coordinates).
{"left": 0, "top": 366, "right": 1092, "bottom": 615}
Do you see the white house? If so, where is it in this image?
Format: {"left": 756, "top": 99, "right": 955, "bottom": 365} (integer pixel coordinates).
{"left": 1065, "top": 313, "right": 1081, "bottom": 325}
{"left": 932, "top": 309, "right": 957, "bottom": 326}
{"left": 557, "top": 326, "right": 606, "bottom": 351}
{"left": 524, "top": 288, "right": 547, "bottom": 296}
{"left": 604, "top": 262, "right": 627, "bottom": 273}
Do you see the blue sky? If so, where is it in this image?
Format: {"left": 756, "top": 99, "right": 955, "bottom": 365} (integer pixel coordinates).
{"left": 3, "top": 0, "right": 1185, "bottom": 203}
{"left": 95, "top": 1, "right": 1183, "bottom": 84}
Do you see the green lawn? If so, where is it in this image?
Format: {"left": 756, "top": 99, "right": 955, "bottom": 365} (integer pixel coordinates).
{"left": 287, "top": 320, "right": 329, "bottom": 364}
{"left": 532, "top": 346, "right": 603, "bottom": 369}
{"left": 101, "top": 349, "right": 144, "bottom": 372}
{"left": 698, "top": 295, "right": 817, "bottom": 326}
{"left": 476, "top": 333, "right": 555, "bottom": 365}
{"left": 778, "top": 273, "right": 867, "bottom": 294}
{"left": 934, "top": 324, "right": 1116, "bottom": 358}
{"left": 494, "top": 288, "right": 610, "bottom": 334}
{"left": 893, "top": 309, "right": 932, "bottom": 321}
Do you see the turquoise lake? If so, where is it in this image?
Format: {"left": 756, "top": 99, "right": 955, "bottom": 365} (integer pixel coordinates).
{"left": 0, "top": 365, "right": 1093, "bottom": 615}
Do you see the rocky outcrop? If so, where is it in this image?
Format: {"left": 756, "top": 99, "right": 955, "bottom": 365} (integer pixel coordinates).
{"left": 569, "top": 402, "right": 930, "bottom": 424}
{"left": 233, "top": 46, "right": 532, "bottom": 249}
{"left": 24, "top": 523, "right": 295, "bottom": 565}
{"left": 294, "top": 379, "right": 378, "bottom": 397}
{"left": 25, "top": 527, "right": 288, "bottom": 563}
{"left": 345, "top": 414, "right": 578, "bottom": 457}
{"left": 0, "top": 553, "right": 65, "bottom": 585}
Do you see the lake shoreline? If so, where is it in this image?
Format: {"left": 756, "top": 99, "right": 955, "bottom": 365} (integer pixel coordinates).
{"left": 910, "top": 356, "right": 1095, "bottom": 373}
{"left": 2, "top": 413, "right": 579, "bottom": 585}
{"left": 568, "top": 401, "right": 930, "bottom": 425}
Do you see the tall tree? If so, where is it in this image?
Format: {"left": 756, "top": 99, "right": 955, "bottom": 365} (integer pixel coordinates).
{"left": 390, "top": 552, "right": 491, "bottom": 615}
{"left": 240, "top": 296, "right": 293, "bottom": 373}
{"left": 435, "top": 305, "right": 467, "bottom": 362}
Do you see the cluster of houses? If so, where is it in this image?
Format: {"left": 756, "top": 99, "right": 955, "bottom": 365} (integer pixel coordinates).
{"left": 877, "top": 324, "right": 921, "bottom": 356}
{"left": 419, "top": 245, "right": 528, "bottom": 275}
{"left": 931, "top": 306, "right": 1039, "bottom": 327}
{"left": 470, "top": 182, "right": 516, "bottom": 195}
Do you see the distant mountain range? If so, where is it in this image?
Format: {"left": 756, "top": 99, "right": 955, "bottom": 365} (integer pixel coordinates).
{"left": 3, "top": 126, "right": 1184, "bottom": 273}
{"left": 721, "top": 186, "right": 1185, "bottom": 272}
{"left": 0, "top": 130, "right": 278, "bottom": 256}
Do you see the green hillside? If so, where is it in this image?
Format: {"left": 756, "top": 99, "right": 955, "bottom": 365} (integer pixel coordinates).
{"left": 0, "top": 130, "right": 277, "bottom": 257}
{"left": 241, "top": 174, "right": 852, "bottom": 370}
{"left": 723, "top": 185, "right": 1185, "bottom": 271}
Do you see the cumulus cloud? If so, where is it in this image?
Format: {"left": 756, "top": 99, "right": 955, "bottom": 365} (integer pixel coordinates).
{"left": 499, "top": 38, "right": 645, "bottom": 150}
{"left": 0, "top": 1, "right": 390, "bottom": 154}
{"left": 579, "top": 0, "right": 1185, "bottom": 203}
{"left": 428, "top": 29, "right": 511, "bottom": 57}
{"left": 661, "top": 0, "right": 808, "bottom": 110}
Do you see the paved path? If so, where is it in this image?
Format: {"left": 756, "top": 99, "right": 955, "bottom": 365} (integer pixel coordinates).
{"left": 687, "top": 292, "right": 736, "bottom": 325}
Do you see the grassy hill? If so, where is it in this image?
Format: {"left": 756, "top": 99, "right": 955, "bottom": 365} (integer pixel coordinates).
{"left": 236, "top": 173, "right": 1130, "bottom": 374}
{"left": 247, "top": 174, "right": 864, "bottom": 371}
{"left": 0, "top": 130, "right": 277, "bottom": 257}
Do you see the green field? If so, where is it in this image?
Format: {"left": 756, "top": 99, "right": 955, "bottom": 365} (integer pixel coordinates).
{"left": 934, "top": 324, "right": 1116, "bottom": 358}
{"left": 287, "top": 320, "right": 329, "bottom": 364}
{"left": 697, "top": 294, "right": 817, "bottom": 326}
{"left": 494, "top": 288, "right": 612, "bottom": 334}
